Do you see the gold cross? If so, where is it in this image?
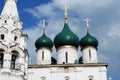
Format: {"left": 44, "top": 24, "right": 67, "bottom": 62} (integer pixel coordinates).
{"left": 84, "top": 18, "right": 92, "bottom": 32}
{"left": 62, "top": 5, "right": 69, "bottom": 19}
{"left": 42, "top": 19, "right": 48, "bottom": 33}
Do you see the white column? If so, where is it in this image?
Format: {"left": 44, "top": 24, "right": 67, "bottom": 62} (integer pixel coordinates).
{"left": 3, "top": 53, "right": 11, "bottom": 68}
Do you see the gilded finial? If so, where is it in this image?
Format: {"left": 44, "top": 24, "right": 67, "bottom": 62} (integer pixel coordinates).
{"left": 84, "top": 18, "right": 92, "bottom": 33}
{"left": 42, "top": 19, "right": 48, "bottom": 34}
{"left": 62, "top": 5, "right": 69, "bottom": 23}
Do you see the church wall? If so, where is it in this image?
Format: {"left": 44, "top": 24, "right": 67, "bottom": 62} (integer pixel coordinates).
{"left": 82, "top": 46, "right": 97, "bottom": 63}
{"left": 28, "top": 68, "right": 51, "bottom": 80}
{"left": 0, "top": 73, "right": 23, "bottom": 80}
{"left": 37, "top": 48, "right": 51, "bottom": 64}
{"left": 57, "top": 47, "right": 78, "bottom": 64}
{"left": 28, "top": 66, "right": 107, "bottom": 80}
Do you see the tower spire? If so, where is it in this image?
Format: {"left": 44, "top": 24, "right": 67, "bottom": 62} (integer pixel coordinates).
{"left": 1, "top": 0, "right": 19, "bottom": 18}
{"left": 42, "top": 19, "right": 48, "bottom": 34}
{"left": 84, "top": 18, "right": 92, "bottom": 33}
{"left": 62, "top": 5, "right": 69, "bottom": 23}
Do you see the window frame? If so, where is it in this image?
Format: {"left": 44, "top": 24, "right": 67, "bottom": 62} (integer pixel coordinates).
{"left": 0, "top": 49, "right": 4, "bottom": 68}
{"left": 11, "top": 50, "right": 20, "bottom": 70}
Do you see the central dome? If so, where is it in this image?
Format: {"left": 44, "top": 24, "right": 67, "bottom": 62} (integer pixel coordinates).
{"left": 54, "top": 23, "right": 79, "bottom": 48}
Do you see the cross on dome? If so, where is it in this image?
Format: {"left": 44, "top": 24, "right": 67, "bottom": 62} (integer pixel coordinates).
{"left": 42, "top": 19, "right": 48, "bottom": 34}
{"left": 62, "top": 5, "right": 69, "bottom": 23}
{"left": 84, "top": 18, "right": 92, "bottom": 32}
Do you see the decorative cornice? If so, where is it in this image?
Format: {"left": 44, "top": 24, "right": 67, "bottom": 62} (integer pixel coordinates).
{"left": 28, "top": 63, "right": 108, "bottom": 68}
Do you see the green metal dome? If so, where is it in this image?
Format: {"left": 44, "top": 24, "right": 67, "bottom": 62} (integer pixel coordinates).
{"left": 80, "top": 32, "right": 98, "bottom": 49}
{"left": 35, "top": 33, "right": 53, "bottom": 49}
{"left": 54, "top": 23, "right": 79, "bottom": 48}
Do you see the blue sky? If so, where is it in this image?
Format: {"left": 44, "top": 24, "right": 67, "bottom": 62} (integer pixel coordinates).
{"left": 0, "top": 0, "right": 120, "bottom": 80}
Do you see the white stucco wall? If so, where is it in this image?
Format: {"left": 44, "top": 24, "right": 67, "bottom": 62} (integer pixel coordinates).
{"left": 57, "top": 46, "right": 78, "bottom": 64}
{"left": 37, "top": 48, "right": 51, "bottom": 65}
{"left": 82, "top": 46, "right": 97, "bottom": 63}
{"left": 28, "top": 65, "right": 107, "bottom": 80}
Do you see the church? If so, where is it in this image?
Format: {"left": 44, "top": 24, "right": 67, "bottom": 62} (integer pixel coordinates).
{"left": 0, "top": 0, "right": 108, "bottom": 80}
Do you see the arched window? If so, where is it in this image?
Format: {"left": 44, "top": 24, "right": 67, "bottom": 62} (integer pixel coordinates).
{"left": 0, "top": 49, "right": 4, "bottom": 68}
{"left": 65, "top": 52, "right": 68, "bottom": 64}
{"left": 42, "top": 51, "right": 44, "bottom": 60}
{"left": 89, "top": 49, "right": 91, "bottom": 61}
{"left": 14, "top": 36, "right": 18, "bottom": 41}
{"left": 65, "top": 76, "right": 70, "bottom": 80}
{"left": 11, "top": 50, "right": 20, "bottom": 69}
{"left": 41, "top": 77, "right": 46, "bottom": 80}
{"left": 88, "top": 75, "right": 94, "bottom": 80}
{"left": 0, "top": 34, "right": 4, "bottom": 40}
{"left": 4, "top": 20, "right": 7, "bottom": 23}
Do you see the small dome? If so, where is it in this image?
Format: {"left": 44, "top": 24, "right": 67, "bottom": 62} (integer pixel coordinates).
{"left": 35, "top": 33, "right": 53, "bottom": 49}
{"left": 54, "top": 23, "right": 79, "bottom": 48}
{"left": 80, "top": 32, "right": 98, "bottom": 48}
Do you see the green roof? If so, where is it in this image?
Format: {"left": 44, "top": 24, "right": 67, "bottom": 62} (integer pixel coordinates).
{"left": 80, "top": 32, "right": 98, "bottom": 48}
{"left": 54, "top": 23, "right": 79, "bottom": 48}
{"left": 35, "top": 33, "right": 53, "bottom": 49}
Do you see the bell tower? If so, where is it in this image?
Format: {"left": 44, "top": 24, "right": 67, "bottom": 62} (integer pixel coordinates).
{"left": 0, "top": 0, "right": 28, "bottom": 80}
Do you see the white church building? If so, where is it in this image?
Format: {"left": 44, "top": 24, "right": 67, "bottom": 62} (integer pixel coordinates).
{"left": 0, "top": 0, "right": 108, "bottom": 80}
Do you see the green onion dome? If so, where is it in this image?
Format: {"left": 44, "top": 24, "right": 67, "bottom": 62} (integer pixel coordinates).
{"left": 35, "top": 33, "right": 53, "bottom": 50}
{"left": 80, "top": 32, "right": 98, "bottom": 49}
{"left": 54, "top": 23, "right": 79, "bottom": 48}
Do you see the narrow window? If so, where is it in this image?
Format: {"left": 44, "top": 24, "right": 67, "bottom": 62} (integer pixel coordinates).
{"left": 14, "top": 21, "right": 16, "bottom": 24}
{"left": 65, "top": 76, "right": 69, "bottom": 80}
{"left": 5, "top": 20, "right": 7, "bottom": 23}
{"left": 1, "top": 34, "right": 4, "bottom": 40}
{"left": 0, "top": 49, "right": 4, "bottom": 68}
{"left": 11, "top": 50, "right": 19, "bottom": 69}
{"left": 42, "top": 51, "right": 44, "bottom": 60}
{"left": 41, "top": 77, "right": 45, "bottom": 80}
{"left": 65, "top": 52, "right": 68, "bottom": 64}
{"left": 89, "top": 49, "right": 91, "bottom": 60}
{"left": 89, "top": 76, "right": 94, "bottom": 80}
{"left": 14, "top": 36, "right": 17, "bottom": 41}
{"left": 0, "top": 53, "right": 4, "bottom": 68}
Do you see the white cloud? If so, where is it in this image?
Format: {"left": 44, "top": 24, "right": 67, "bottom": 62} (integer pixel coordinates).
{"left": 108, "top": 24, "right": 120, "bottom": 39}
{"left": 53, "top": 0, "right": 114, "bottom": 8}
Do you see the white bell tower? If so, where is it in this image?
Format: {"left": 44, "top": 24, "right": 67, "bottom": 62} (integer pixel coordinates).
{"left": 0, "top": 0, "right": 28, "bottom": 80}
